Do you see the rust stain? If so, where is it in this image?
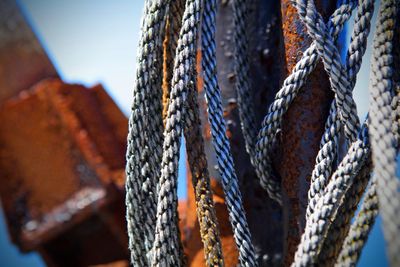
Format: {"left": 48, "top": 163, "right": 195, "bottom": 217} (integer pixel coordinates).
{"left": 162, "top": 20, "right": 171, "bottom": 123}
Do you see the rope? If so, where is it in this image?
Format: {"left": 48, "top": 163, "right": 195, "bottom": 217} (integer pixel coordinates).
{"left": 335, "top": 180, "right": 379, "bottom": 267}
{"left": 292, "top": 125, "right": 370, "bottom": 267}
{"left": 125, "top": 0, "right": 400, "bottom": 266}
{"left": 369, "top": 1, "right": 400, "bottom": 265}
{"left": 151, "top": 0, "right": 202, "bottom": 265}
{"left": 317, "top": 156, "right": 372, "bottom": 266}
{"left": 125, "top": 1, "right": 169, "bottom": 265}
{"left": 296, "top": 0, "right": 360, "bottom": 141}
{"left": 162, "top": 0, "right": 185, "bottom": 123}
{"left": 255, "top": 1, "right": 356, "bottom": 207}
{"left": 307, "top": 0, "right": 374, "bottom": 219}
{"left": 184, "top": 58, "right": 224, "bottom": 266}
{"left": 201, "top": 0, "right": 258, "bottom": 265}
{"left": 161, "top": 1, "right": 226, "bottom": 263}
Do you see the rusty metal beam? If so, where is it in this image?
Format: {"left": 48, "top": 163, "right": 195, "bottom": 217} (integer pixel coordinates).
{"left": 0, "top": 0, "right": 58, "bottom": 104}
{"left": 0, "top": 79, "right": 129, "bottom": 266}
{"left": 0, "top": 1, "right": 132, "bottom": 266}
{"left": 279, "top": 0, "right": 336, "bottom": 265}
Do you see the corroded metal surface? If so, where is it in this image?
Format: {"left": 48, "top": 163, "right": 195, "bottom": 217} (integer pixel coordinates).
{"left": 0, "top": 79, "right": 129, "bottom": 266}
{"left": 279, "top": 0, "right": 336, "bottom": 265}
{"left": 0, "top": 0, "right": 58, "bottom": 104}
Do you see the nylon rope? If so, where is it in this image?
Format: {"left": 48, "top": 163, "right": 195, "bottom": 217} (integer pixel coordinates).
{"left": 126, "top": 1, "right": 169, "bottom": 265}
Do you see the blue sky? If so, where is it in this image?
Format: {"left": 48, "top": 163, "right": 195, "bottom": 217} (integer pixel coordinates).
{"left": 0, "top": 1, "right": 388, "bottom": 266}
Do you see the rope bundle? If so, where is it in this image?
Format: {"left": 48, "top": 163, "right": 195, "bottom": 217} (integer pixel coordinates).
{"left": 126, "top": 0, "right": 400, "bottom": 266}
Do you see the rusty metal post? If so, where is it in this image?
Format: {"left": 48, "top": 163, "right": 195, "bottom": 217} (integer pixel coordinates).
{"left": 181, "top": 0, "right": 337, "bottom": 266}
{"left": 279, "top": 0, "right": 336, "bottom": 265}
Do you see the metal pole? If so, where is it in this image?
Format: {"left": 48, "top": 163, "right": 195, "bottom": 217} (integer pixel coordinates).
{"left": 279, "top": 1, "right": 336, "bottom": 265}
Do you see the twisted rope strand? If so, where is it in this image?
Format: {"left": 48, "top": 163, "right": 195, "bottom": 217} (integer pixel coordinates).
{"left": 151, "top": 0, "right": 202, "bottom": 265}
{"left": 254, "top": 2, "right": 355, "bottom": 206}
{"left": 292, "top": 125, "right": 369, "bottom": 267}
{"left": 184, "top": 63, "right": 224, "bottom": 267}
{"left": 295, "top": 0, "right": 360, "bottom": 142}
{"left": 201, "top": 0, "right": 258, "bottom": 265}
{"left": 335, "top": 180, "right": 379, "bottom": 267}
{"left": 126, "top": 1, "right": 170, "bottom": 264}
{"left": 369, "top": 1, "right": 400, "bottom": 265}
{"left": 162, "top": 0, "right": 185, "bottom": 123}
{"left": 307, "top": 0, "right": 374, "bottom": 219}
{"left": 317, "top": 157, "right": 372, "bottom": 266}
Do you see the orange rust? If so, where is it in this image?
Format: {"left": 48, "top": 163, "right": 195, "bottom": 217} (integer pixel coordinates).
{"left": 279, "top": 1, "right": 335, "bottom": 265}
{"left": 162, "top": 20, "right": 171, "bottom": 123}
{"left": 0, "top": 78, "right": 129, "bottom": 265}
{"left": 196, "top": 50, "right": 204, "bottom": 93}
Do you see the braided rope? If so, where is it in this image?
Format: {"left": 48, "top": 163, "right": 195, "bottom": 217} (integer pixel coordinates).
{"left": 369, "top": 1, "right": 400, "bottom": 265}
{"left": 125, "top": 1, "right": 400, "bottom": 266}
{"left": 185, "top": 87, "right": 224, "bottom": 266}
{"left": 255, "top": 2, "right": 355, "bottom": 207}
{"left": 184, "top": 62, "right": 224, "bottom": 266}
{"left": 292, "top": 125, "right": 370, "bottom": 267}
{"left": 335, "top": 180, "right": 379, "bottom": 267}
{"left": 296, "top": 0, "right": 360, "bottom": 142}
{"left": 201, "top": 0, "right": 258, "bottom": 265}
{"left": 162, "top": 0, "right": 185, "bottom": 123}
{"left": 317, "top": 157, "right": 372, "bottom": 266}
{"left": 307, "top": 0, "right": 374, "bottom": 219}
{"left": 126, "top": 1, "right": 169, "bottom": 265}
{"left": 151, "top": 0, "right": 201, "bottom": 265}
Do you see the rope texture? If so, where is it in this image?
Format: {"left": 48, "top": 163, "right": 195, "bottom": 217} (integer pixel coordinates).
{"left": 126, "top": 1, "right": 169, "bottom": 265}
{"left": 369, "top": 1, "right": 400, "bottom": 265}
{"left": 201, "top": 0, "right": 258, "bottom": 265}
{"left": 293, "top": 125, "right": 370, "bottom": 267}
{"left": 335, "top": 180, "right": 379, "bottom": 267}
{"left": 125, "top": 0, "right": 400, "bottom": 266}
{"left": 254, "top": 1, "right": 356, "bottom": 208}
